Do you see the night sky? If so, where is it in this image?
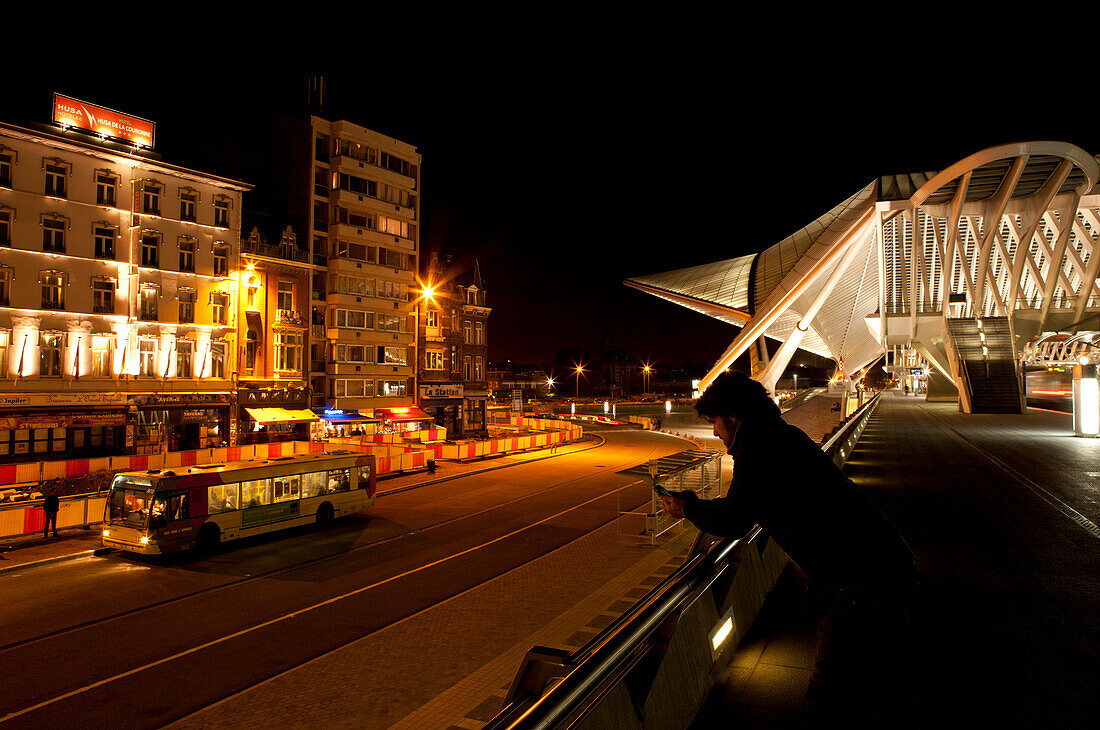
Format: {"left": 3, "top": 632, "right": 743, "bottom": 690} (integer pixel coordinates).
{"left": 7, "top": 45, "right": 1097, "bottom": 371}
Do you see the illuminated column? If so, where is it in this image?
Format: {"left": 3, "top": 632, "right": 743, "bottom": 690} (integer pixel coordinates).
{"left": 11, "top": 318, "right": 39, "bottom": 378}
{"left": 158, "top": 331, "right": 176, "bottom": 379}
{"left": 66, "top": 326, "right": 92, "bottom": 381}
{"left": 195, "top": 332, "right": 212, "bottom": 378}
{"left": 1073, "top": 359, "right": 1099, "bottom": 437}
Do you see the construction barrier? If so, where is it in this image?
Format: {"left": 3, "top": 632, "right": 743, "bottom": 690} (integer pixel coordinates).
{"left": 0, "top": 493, "right": 108, "bottom": 542}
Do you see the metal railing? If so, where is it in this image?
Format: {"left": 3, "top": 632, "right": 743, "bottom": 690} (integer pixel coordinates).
{"left": 488, "top": 390, "right": 883, "bottom": 730}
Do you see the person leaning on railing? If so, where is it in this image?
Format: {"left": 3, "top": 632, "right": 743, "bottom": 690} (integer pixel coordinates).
{"left": 660, "top": 371, "right": 919, "bottom": 728}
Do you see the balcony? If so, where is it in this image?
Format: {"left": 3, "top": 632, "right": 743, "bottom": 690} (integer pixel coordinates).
{"left": 241, "top": 239, "right": 310, "bottom": 263}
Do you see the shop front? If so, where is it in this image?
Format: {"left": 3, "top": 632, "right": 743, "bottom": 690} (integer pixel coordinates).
{"left": 311, "top": 408, "right": 381, "bottom": 439}
{"left": 237, "top": 385, "right": 315, "bottom": 445}
{"left": 129, "top": 393, "right": 231, "bottom": 454}
{"left": 463, "top": 387, "right": 490, "bottom": 437}
{"left": 0, "top": 392, "right": 130, "bottom": 462}
{"left": 419, "top": 383, "right": 463, "bottom": 436}
{"left": 376, "top": 406, "right": 436, "bottom": 434}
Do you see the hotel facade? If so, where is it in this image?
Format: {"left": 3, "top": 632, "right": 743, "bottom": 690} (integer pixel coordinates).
{"left": 0, "top": 103, "right": 249, "bottom": 462}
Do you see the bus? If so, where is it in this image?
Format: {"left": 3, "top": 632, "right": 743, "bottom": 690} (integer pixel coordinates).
{"left": 101, "top": 451, "right": 377, "bottom": 554}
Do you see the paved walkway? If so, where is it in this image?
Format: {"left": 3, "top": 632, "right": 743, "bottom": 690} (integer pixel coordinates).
{"left": 695, "top": 391, "right": 1100, "bottom": 728}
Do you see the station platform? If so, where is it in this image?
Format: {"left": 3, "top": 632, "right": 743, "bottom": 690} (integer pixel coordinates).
{"left": 695, "top": 391, "right": 1100, "bottom": 728}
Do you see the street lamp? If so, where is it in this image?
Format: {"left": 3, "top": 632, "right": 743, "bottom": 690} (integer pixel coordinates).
{"left": 575, "top": 363, "right": 585, "bottom": 399}
{"left": 642, "top": 364, "right": 652, "bottom": 394}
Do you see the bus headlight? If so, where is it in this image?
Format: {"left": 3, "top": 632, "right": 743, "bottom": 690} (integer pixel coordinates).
{"left": 140, "top": 536, "right": 150, "bottom": 545}
{"left": 102, "top": 529, "right": 110, "bottom": 537}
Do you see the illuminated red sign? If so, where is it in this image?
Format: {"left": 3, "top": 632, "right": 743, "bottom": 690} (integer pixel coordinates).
{"left": 52, "top": 94, "right": 155, "bottom": 148}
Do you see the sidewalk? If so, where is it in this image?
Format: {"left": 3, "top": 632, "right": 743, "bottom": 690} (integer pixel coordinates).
{"left": 0, "top": 429, "right": 616, "bottom": 575}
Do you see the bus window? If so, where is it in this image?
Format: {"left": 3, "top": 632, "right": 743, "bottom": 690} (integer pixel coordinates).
{"left": 108, "top": 482, "right": 152, "bottom": 526}
{"left": 357, "top": 466, "right": 371, "bottom": 488}
{"left": 242, "top": 478, "right": 273, "bottom": 508}
{"left": 327, "top": 469, "right": 351, "bottom": 493}
{"left": 208, "top": 484, "right": 239, "bottom": 514}
{"left": 169, "top": 491, "right": 190, "bottom": 520}
{"left": 150, "top": 496, "right": 168, "bottom": 529}
{"left": 302, "top": 472, "right": 326, "bottom": 498}
{"left": 274, "top": 474, "right": 300, "bottom": 502}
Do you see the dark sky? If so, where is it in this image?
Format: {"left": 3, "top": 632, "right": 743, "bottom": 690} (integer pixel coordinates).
{"left": 7, "top": 43, "right": 1097, "bottom": 369}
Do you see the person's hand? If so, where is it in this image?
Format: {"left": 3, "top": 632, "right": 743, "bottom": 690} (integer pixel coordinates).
{"left": 660, "top": 493, "right": 686, "bottom": 519}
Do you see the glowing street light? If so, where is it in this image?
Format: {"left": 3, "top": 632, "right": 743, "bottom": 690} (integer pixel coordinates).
{"left": 575, "top": 363, "right": 585, "bottom": 399}
{"left": 642, "top": 363, "right": 652, "bottom": 394}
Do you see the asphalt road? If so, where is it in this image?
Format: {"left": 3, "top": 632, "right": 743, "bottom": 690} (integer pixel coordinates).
{"left": 0, "top": 426, "right": 691, "bottom": 729}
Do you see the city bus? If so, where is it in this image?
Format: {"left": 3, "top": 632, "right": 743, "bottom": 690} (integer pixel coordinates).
{"left": 101, "top": 451, "right": 377, "bottom": 554}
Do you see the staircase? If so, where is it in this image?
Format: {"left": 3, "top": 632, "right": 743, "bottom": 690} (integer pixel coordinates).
{"left": 946, "top": 317, "right": 1023, "bottom": 413}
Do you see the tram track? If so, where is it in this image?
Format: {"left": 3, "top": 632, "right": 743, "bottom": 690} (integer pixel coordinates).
{"left": 0, "top": 433, "right": 678, "bottom": 725}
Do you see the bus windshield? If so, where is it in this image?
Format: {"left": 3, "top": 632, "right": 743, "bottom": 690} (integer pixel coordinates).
{"left": 107, "top": 476, "right": 155, "bottom": 527}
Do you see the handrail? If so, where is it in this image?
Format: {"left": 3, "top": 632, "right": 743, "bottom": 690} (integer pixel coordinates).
{"left": 486, "top": 530, "right": 754, "bottom": 730}
{"left": 822, "top": 390, "right": 882, "bottom": 466}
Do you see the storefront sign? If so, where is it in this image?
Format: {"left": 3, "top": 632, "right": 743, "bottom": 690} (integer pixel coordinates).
{"left": 129, "top": 393, "right": 231, "bottom": 407}
{"left": 53, "top": 94, "right": 155, "bottom": 148}
{"left": 0, "top": 392, "right": 129, "bottom": 408}
{"left": 420, "top": 383, "right": 463, "bottom": 400}
{"left": 0, "top": 411, "right": 127, "bottom": 430}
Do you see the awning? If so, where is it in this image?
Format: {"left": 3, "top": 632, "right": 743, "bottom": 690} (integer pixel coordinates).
{"left": 376, "top": 407, "right": 434, "bottom": 422}
{"left": 312, "top": 409, "right": 380, "bottom": 424}
{"left": 245, "top": 407, "right": 319, "bottom": 424}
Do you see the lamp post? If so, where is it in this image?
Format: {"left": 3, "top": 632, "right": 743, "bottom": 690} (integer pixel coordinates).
{"left": 642, "top": 364, "right": 652, "bottom": 394}
{"left": 416, "top": 281, "right": 435, "bottom": 408}
{"left": 575, "top": 364, "right": 584, "bottom": 399}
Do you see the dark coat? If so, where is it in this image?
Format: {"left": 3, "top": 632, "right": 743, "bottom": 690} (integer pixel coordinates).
{"left": 43, "top": 494, "right": 60, "bottom": 513}
{"left": 680, "top": 412, "right": 916, "bottom": 596}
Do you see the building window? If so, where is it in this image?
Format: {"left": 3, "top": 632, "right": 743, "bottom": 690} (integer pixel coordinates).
{"left": 140, "top": 286, "right": 159, "bottom": 320}
{"left": 377, "top": 313, "right": 403, "bottom": 332}
{"left": 334, "top": 344, "right": 372, "bottom": 364}
{"left": 180, "top": 192, "right": 196, "bottom": 222}
{"left": 141, "top": 234, "right": 160, "bottom": 267}
{"left": 475, "top": 356, "right": 483, "bottom": 381}
{"left": 380, "top": 380, "right": 406, "bottom": 397}
{"left": 382, "top": 346, "right": 407, "bottom": 366}
{"left": 333, "top": 379, "right": 375, "bottom": 398}
{"left": 426, "top": 351, "right": 444, "bottom": 370}
{"left": 178, "top": 288, "right": 195, "bottom": 323}
{"left": 142, "top": 183, "right": 161, "bottom": 215}
{"left": 94, "top": 226, "right": 116, "bottom": 259}
{"left": 43, "top": 218, "right": 65, "bottom": 253}
{"left": 41, "top": 271, "right": 65, "bottom": 309}
{"left": 426, "top": 310, "right": 439, "bottom": 328}
{"left": 0, "top": 268, "right": 10, "bottom": 306}
{"left": 44, "top": 164, "right": 67, "bottom": 198}
{"left": 211, "top": 292, "right": 228, "bottom": 325}
{"left": 451, "top": 345, "right": 458, "bottom": 372}
{"left": 274, "top": 331, "right": 302, "bottom": 372}
{"left": 0, "top": 208, "right": 10, "bottom": 246}
{"left": 475, "top": 322, "right": 484, "bottom": 345}
{"left": 0, "top": 153, "right": 11, "bottom": 187}
{"left": 277, "top": 281, "right": 294, "bottom": 311}
{"left": 175, "top": 340, "right": 193, "bottom": 378}
{"left": 0, "top": 331, "right": 7, "bottom": 376}
{"left": 91, "top": 335, "right": 112, "bottom": 377}
{"left": 213, "top": 244, "right": 229, "bottom": 276}
{"left": 464, "top": 321, "right": 471, "bottom": 344}
{"left": 209, "top": 342, "right": 226, "bottom": 378}
{"left": 96, "top": 173, "right": 117, "bottom": 206}
{"left": 178, "top": 238, "right": 195, "bottom": 272}
{"left": 139, "top": 339, "right": 157, "bottom": 377}
{"left": 39, "top": 333, "right": 62, "bottom": 377}
{"left": 214, "top": 199, "right": 229, "bottom": 228}
{"left": 92, "top": 278, "right": 115, "bottom": 313}
{"left": 463, "top": 355, "right": 472, "bottom": 380}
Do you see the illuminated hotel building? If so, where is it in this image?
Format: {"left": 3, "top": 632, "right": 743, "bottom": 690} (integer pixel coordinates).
{"left": 0, "top": 103, "right": 249, "bottom": 461}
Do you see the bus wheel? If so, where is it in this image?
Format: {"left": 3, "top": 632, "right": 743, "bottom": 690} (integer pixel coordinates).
{"left": 195, "top": 523, "right": 220, "bottom": 554}
{"left": 316, "top": 502, "right": 335, "bottom": 526}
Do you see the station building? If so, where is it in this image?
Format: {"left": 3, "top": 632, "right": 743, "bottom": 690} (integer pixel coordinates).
{"left": 0, "top": 96, "right": 249, "bottom": 461}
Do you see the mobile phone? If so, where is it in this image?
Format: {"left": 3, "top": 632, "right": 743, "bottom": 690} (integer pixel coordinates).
{"left": 654, "top": 484, "right": 674, "bottom": 498}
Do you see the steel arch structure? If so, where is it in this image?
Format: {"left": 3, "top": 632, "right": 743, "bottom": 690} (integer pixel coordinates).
{"left": 625, "top": 142, "right": 1100, "bottom": 405}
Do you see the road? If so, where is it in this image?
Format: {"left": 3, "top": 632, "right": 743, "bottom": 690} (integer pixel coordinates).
{"left": 0, "top": 425, "right": 696, "bottom": 729}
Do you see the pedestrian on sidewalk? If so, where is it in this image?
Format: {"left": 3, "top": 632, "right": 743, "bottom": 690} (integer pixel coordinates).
{"left": 42, "top": 493, "right": 60, "bottom": 538}
{"left": 659, "top": 371, "right": 918, "bottom": 728}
